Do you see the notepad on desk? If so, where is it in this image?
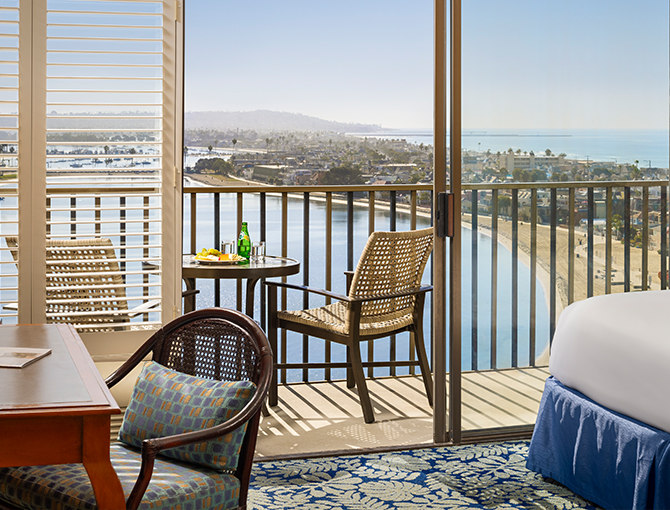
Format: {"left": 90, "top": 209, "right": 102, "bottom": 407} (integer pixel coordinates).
{"left": 0, "top": 347, "right": 52, "bottom": 368}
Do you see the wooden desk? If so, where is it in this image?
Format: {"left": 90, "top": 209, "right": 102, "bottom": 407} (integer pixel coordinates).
{"left": 0, "top": 324, "right": 125, "bottom": 510}
{"left": 183, "top": 255, "right": 300, "bottom": 317}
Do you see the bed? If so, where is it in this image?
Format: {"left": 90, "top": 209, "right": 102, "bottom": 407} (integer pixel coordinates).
{"left": 526, "top": 290, "right": 670, "bottom": 510}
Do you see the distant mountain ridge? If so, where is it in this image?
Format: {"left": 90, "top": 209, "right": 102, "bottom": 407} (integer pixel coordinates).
{"left": 185, "top": 110, "right": 383, "bottom": 133}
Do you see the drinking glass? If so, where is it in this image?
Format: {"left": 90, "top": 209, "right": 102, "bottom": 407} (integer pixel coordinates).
{"left": 251, "top": 241, "right": 266, "bottom": 263}
{"left": 220, "top": 240, "right": 235, "bottom": 255}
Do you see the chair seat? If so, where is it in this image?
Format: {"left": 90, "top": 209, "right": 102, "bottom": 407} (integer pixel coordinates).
{"left": 277, "top": 301, "right": 414, "bottom": 336}
{"left": 0, "top": 443, "right": 241, "bottom": 510}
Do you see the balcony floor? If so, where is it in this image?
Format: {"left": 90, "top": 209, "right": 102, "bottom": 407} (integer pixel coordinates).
{"left": 255, "top": 365, "right": 550, "bottom": 458}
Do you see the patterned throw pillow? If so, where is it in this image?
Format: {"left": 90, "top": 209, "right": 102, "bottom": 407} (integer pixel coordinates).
{"left": 118, "top": 361, "right": 256, "bottom": 472}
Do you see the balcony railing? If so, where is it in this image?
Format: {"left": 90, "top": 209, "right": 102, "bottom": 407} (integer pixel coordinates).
{"left": 183, "top": 179, "right": 668, "bottom": 384}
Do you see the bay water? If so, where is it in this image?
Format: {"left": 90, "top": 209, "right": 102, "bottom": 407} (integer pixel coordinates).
{"left": 356, "top": 128, "right": 670, "bottom": 169}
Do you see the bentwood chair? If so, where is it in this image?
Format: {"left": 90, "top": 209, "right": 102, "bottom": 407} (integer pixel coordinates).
{"left": 4, "top": 237, "right": 159, "bottom": 332}
{"left": 0, "top": 308, "right": 273, "bottom": 510}
{"left": 266, "top": 228, "right": 434, "bottom": 423}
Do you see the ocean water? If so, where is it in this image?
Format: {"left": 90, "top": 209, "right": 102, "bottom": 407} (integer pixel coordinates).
{"left": 184, "top": 191, "right": 551, "bottom": 380}
{"left": 355, "top": 128, "right": 670, "bottom": 169}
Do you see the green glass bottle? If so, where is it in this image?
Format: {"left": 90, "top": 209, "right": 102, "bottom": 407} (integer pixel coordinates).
{"left": 237, "top": 221, "right": 251, "bottom": 260}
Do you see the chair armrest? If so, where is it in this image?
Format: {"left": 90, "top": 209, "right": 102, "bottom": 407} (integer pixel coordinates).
{"left": 350, "top": 284, "right": 433, "bottom": 304}
{"left": 145, "top": 390, "right": 262, "bottom": 451}
{"left": 126, "top": 298, "right": 161, "bottom": 319}
{"left": 344, "top": 271, "right": 354, "bottom": 294}
{"left": 105, "top": 330, "right": 161, "bottom": 389}
{"left": 265, "top": 280, "right": 351, "bottom": 302}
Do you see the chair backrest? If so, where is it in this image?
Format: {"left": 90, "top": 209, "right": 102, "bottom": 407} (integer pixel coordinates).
{"left": 348, "top": 228, "right": 433, "bottom": 323}
{"left": 147, "top": 308, "right": 272, "bottom": 505}
{"left": 152, "top": 309, "right": 266, "bottom": 384}
{"left": 5, "top": 237, "right": 129, "bottom": 331}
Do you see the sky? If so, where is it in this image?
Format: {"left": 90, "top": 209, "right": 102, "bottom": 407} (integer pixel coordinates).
{"left": 185, "top": 0, "right": 669, "bottom": 131}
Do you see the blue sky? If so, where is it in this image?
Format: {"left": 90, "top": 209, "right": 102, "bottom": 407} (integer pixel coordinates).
{"left": 185, "top": 0, "right": 669, "bottom": 131}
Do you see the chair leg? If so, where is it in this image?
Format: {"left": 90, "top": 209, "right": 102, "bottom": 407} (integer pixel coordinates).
{"left": 345, "top": 347, "right": 355, "bottom": 389}
{"left": 412, "top": 328, "right": 434, "bottom": 407}
{"left": 349, "top": 340, "right": 375, "bottom": 423}
{"left": 268, "top": 285, "right": 279, "bottom": 407}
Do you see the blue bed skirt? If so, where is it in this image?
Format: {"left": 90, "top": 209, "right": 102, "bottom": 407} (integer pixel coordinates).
{"left": 527, "top": 377, "right": 670, "bottom": 510}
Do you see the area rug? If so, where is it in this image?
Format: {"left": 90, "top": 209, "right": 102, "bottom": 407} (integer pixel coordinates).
{"left": 248, "top": 440, "right": 600, "bottom": 509}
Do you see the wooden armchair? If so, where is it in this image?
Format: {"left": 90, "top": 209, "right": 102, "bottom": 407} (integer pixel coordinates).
{"left": 0, "top": 308, "right": 272, "bottom": 510}
{"left": 266, "top": 228, "right": 434, "bottom": 423}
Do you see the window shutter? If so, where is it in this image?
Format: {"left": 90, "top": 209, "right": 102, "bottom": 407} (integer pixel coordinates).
{"left": 0, "top": 0, "right": 19, "bottom": 324}
{"left": 4, "top": 0, "right": 181, "bottom": 353}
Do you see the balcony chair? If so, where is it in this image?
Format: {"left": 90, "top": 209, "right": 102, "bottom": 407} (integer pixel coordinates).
{"left": 266, "top": 227, "right": 434, "bottom": 423}
{"left": 0, "top": 307, "right": 273, "bottom": 510}
{"left": 4, "top": 237, "right": 160, "bottom": 332}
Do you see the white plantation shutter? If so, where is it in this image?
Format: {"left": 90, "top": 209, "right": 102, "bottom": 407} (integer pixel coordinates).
{"left": 6, "top": 0, "right": 181, "bottom": 355}
{"left": 0, "top": 0, "right": 19, "bottom": 325}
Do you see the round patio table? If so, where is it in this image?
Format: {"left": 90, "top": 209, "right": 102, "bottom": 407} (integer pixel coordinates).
{"left": 182, "top": 254, "right": 300, "bottom": 317}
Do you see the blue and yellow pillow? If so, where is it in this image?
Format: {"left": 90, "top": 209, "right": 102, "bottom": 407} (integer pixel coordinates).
{"left": 118, "top": 361, "right": 256, "bottom": 472}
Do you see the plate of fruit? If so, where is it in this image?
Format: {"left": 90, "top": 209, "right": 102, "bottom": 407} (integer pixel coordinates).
{"left": 193, "top": 248, "right": 245, "bottom": 264}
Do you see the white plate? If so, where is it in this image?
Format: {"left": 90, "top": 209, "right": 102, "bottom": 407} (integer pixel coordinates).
{"left": 192, "top": 256, "right": 242, "bottom": 265}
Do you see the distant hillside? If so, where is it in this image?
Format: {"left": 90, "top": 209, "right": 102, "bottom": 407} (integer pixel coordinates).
{"left": 185, "top": 110, "right": 383, "bottom": 133}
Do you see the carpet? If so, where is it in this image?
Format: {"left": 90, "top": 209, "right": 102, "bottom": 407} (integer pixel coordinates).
{"left": 248, "top": 440, "right": 601, "bottom": 509}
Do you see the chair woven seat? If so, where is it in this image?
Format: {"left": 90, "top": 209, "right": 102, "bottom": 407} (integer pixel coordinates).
{"left": 277, "top": 301, "right": 414, "bottom": 336}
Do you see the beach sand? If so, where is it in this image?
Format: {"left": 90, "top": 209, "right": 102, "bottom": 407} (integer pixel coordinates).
{"left": 462, "top": 213, "right": 664, "bottom": 365}
{"left": 463, "top": 213, "right": 664, "bottom": 304}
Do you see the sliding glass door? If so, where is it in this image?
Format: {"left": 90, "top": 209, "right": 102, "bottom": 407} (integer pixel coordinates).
{"left": 453, "top": 0, "right": 669, "bottom": 440}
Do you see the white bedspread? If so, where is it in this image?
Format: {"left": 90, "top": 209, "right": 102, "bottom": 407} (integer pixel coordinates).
{"left": 549, "top": 290, "right": 670, "bottom": 434}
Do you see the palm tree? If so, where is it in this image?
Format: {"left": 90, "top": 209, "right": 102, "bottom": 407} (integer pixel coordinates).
{"left": 232, "top": 138, "right": 238, "bottom": 150}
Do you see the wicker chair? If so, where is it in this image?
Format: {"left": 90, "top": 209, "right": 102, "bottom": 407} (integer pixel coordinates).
{"left": 4, "top": 237, "right": 159, "bottom": 332}
{"left": 266, "top": 228, "right": 434, "bottom": 423}
{"left": 0, "top": 308, "right": 273, "bottom": 510}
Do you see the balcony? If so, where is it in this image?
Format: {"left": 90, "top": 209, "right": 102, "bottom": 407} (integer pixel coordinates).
{"left": 181, "top": 178, "right": 668, "bottom": 457}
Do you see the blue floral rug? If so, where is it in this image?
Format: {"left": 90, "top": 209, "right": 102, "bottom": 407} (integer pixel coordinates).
{"left": 249, "top": 440, "right": 601, "bottom": 509}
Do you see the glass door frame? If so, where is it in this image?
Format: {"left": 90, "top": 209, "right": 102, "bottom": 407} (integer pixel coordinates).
{"left": 432, "top": 0, "right": 462, "bottom": 444}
